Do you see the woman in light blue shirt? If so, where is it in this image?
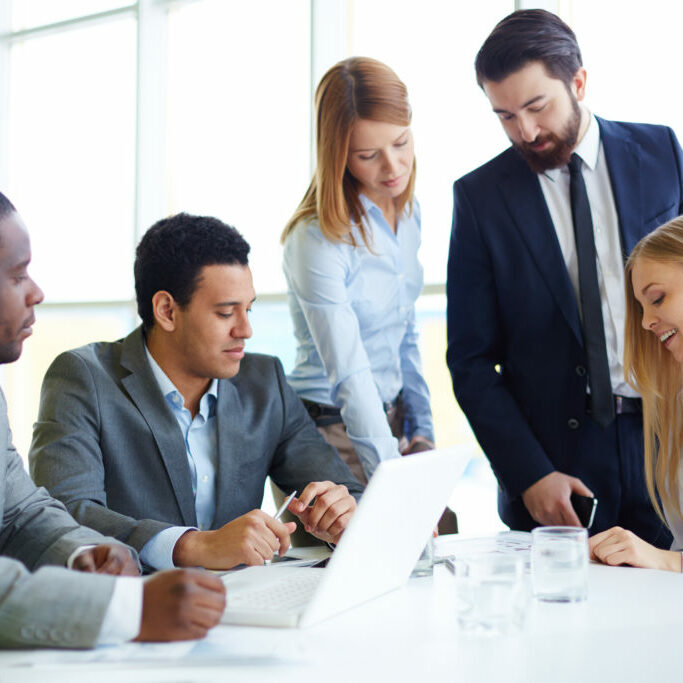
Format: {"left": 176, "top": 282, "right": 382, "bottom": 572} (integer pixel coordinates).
{"left": 281, "top": 57, "right": 444, "bottom": 505}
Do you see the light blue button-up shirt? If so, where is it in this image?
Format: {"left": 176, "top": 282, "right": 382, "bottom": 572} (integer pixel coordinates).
{"left": 138, "top": 347, "right": 219, "bottom": 569}
{"left": 283, "top": 194, "right": 434, "bottom": 478}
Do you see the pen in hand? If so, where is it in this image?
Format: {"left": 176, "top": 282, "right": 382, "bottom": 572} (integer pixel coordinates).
{"left": 265, "top": 491, "right": 298, "bottom": 564}
{"left": 274, "top": 490, "right": 297, "bottom": 522}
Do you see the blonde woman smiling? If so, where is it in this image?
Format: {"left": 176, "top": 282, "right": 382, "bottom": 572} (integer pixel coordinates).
{"left": 590, "top": 217, "right": 683, "bottom": 571}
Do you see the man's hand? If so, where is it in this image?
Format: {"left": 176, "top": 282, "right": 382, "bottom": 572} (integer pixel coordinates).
{"left": 72, "top": 543, "right": 139, "bottom": 576}
{"left": 135, "top": 569, "right": 226, "bottom": 642}
{"left": 288, "top": 481, "right": 357, "bottom": 544}
{"left": 172, "top": 511, "right": 297, "bottom": 569}
{"left": 589, "top": 527, "right": 682, "bottom": 572}
{"left": 522, "top": 471, "right": 593, "bottom": 526}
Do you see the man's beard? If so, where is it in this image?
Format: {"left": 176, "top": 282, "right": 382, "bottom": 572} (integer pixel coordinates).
{"left": 512, "top": 94, "right": 581, "bottom": 174}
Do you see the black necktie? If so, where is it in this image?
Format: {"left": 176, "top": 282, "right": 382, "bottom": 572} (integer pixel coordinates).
{"left": 568, "top": 153, "right": 615, "bottom": 427}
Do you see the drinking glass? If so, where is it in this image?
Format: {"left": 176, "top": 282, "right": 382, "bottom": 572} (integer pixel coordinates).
{"left": 454, "top": 553, "right": 528, "bottom": 636}
{"left": 531, "top": 526, "right": 588, "bottom": 602}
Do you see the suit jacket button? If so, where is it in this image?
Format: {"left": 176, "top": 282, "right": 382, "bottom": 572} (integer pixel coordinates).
{"left": 575, "top": 365, "right": 586, "bottom": 376}
{"left": 568, "top": 418, "right": 580, "bottom": 429}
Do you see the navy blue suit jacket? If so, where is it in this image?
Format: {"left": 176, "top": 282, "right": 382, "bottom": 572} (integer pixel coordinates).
{"left": 447, "top": 117, "right": 683, "bottom": 529}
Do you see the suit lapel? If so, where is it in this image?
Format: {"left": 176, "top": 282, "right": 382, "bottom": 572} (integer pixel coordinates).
{"left": 120, "top": 328, "right": 197, "bottom": 527}
{"left": 212, "top": 379, "right": 246, "bottom": 526}
{"left": 500, "top": 151, "right": 583, "bottom": 344}
{"left": 598, "top": 117, "right": 642, "bottom": 256}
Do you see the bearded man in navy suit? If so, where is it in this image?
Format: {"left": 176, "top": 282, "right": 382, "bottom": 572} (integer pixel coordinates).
{"left": 447, "top": 9, "right": 682, "bottom": 545}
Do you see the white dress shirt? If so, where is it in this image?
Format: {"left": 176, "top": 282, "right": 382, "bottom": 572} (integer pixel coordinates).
{"left": 538, "top": 113, "right": 637, "bottom": 397}
{"left": 97, "top": 576, "right": 143, "bottom": 644}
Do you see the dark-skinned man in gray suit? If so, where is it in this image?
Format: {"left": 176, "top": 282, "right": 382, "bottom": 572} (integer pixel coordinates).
{"left": 0, "top": 192, "right": 226, "bottom": 648}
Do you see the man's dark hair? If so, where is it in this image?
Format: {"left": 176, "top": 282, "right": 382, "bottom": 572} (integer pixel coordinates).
{"left": 135, "top": 212, "right": 250, "bottom": 330}
{"left": 475, "top": 9, "right": 582, "bottom": 87}
{"left": 0, "top": 192, "right": 16, "bottom": 221}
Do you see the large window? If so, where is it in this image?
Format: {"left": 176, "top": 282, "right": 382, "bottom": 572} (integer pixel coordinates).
{"left": 10, "top": 0, "right": 131, "bottom": 30}
{"left": 5, "top": 0, "right": 682, "bottom": 533}
{"left": 0, "top": 0, "right": 526, "bottom": 534}
{"left": 347, "top": 0, "right": 511, "bottom": 284}
{"left": 165, "top": 0, "right": 312, "bottom": 293}
{"left": 1, "top": 0, "right": 515, "bottom": 448}
{"left": 8, "top": 17, "right": 137, "bottom": 302}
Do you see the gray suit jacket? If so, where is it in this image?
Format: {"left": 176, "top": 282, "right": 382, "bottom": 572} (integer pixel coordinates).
{"left": 30, "top": 327, "right": 363, "bottom": 553}
{"left": 0, "top": 390, "right": 115, "bottom": 649}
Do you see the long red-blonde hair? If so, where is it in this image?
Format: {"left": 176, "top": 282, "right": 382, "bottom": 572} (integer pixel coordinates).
{"left": 281, "top": 57, "right": 415, "bottom": 246}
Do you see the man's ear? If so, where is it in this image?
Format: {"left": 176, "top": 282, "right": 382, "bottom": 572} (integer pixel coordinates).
{"left": 572, "top": 66, "right": 587, "bottom": 102}
{"left": 151, "top": 291, "right": 178, "bottom": 332}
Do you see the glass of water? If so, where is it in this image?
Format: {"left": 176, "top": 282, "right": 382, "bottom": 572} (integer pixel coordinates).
{"left": 531, "top": 526, "right": 588, "bottom": 602}
{"left": 454, "top": 553, "right": 529, "bottom": 636}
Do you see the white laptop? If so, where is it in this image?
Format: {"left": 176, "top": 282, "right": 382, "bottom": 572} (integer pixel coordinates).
{"left": 220, "top": 445, "right": 472, "bottom": 628}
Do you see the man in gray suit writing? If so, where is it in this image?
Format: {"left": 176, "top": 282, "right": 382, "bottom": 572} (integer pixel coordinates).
{"left": 31, "top": 212, "right": 362, "bottom": 571}
{"left": 0, "top": 193, "right": 226, "bottom": 648}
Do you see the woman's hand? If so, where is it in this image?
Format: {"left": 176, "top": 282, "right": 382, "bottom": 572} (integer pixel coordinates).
{"left": 589, "top": 526, "right": 682, "bottom": 572}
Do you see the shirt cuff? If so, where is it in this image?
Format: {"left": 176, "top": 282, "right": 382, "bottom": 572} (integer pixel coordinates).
{"left": 139, "top": 526, "right": 196, "bottom": 570}
{"left": 97, "top": 576, "right": 143, "bottom": 645}
{"left": 66, "top": 544, "right": 96, "bottom": 568}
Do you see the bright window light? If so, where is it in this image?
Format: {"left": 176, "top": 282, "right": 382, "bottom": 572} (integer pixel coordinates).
{"left": 165, "top": 0, "right": 311, "bottom": 294}
{"left": 347, "top": 0, "right": 513, "bottom": 285}
{"left": 11, "top": 0, "right": 131, "bottom": 31}
{"left": 7, "top": 17, "right": 137, "bottom": 302}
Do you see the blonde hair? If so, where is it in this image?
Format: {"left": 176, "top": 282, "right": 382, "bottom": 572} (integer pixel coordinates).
{"left": 281, "top": 57, "right": 415, "bottom": 246}
{"left": 624, "top": 216, "right": 683, "bottom": 524}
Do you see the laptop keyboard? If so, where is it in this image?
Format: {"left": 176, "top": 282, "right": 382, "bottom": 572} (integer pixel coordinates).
{"left": 227, "top": 569, "right": 324, "bottom": 611}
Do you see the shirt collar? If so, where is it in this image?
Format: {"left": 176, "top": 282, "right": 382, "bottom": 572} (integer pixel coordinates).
{"left": 359, "top": 193, "right": 382, "bottom": 217}
{"left": 144, "top": 344, "right": 218, "bottom": 416}
{"left": 541, "top": 112, "right": 600, "bottom": 182}
{"left": 359, "top": 192, "right": 408, "bottom": 230}
{"left": 573, "top": 112, "right": 600, "bottom": 171}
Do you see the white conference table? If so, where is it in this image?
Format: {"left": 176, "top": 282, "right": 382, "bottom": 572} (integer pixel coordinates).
{"left": 1, "top": 534, "right": 680, "bottom": 683}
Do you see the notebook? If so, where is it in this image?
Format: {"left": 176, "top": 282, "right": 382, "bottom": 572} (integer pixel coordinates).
{"left": 220, "top": 445, "right": 472, "bottom": 628}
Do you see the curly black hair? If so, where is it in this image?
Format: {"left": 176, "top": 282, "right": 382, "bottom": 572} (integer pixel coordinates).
{"left": 134, "top": 212, "right": 250, "bottom": 330}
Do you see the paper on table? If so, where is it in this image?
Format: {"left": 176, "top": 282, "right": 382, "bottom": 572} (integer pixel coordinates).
{"left": 435, "top": 530, "right": 532, "bottom": 562}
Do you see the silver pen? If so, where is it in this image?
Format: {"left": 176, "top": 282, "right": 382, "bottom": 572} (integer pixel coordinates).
{"left": 266, "top": 490, "right": 298, "bottom": 565}
{"left": 274, "top": 490, "right": 297, "bottom": 521}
